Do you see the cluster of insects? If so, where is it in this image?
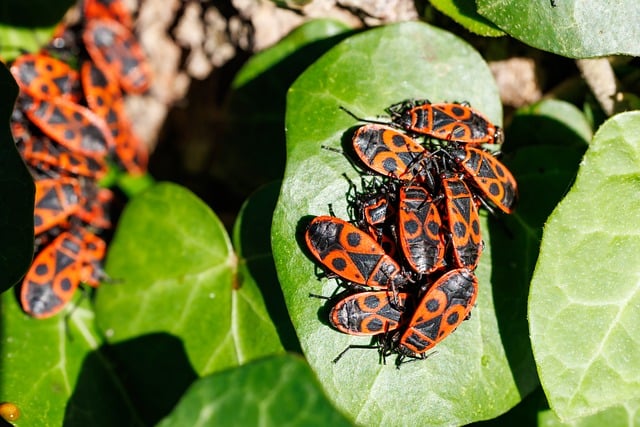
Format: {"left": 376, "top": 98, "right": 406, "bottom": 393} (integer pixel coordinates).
{"left": 305, "top": 99, "right": 518, "bottom": 364}
{"left": 6, "top": 0, "right": 151, "bottom": 319}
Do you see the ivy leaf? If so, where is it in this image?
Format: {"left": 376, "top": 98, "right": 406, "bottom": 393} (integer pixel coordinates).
{"left": 506, "top": 99, "right": 592, "bottom": 151}
{"left": 0, "top": 0, "right": 74, "bottom": 60}
{"left": 219, "top": 19, "right": 352, "bottom": 196}
{"left": 94, "top": 183, "right": 283, "bottom": 424}
{"left": 0, "top": 64, "right": 35, "bottom": 292}
{"left": 529, "top": 111, "right": 640, "bottom": 421}
{"left": 233, "top": 181, "right": 301, "bottom": 353}
{"left": 157, "top": 354, "right": 353, "bottom": 427}
{"left": 538, "top": 398, "right": 640, "bottom": 426}
{"left": 0, "top": 293, "right": 142, "bottom": 426}
{"left": 231, "top": 20, "right": 352, "bottom": 89}
{"left": 476, "top": 0, "right": 640, "bottom": 58}
{"left": 429, "top": 0, "right": 505, "bottom": 37}
{"left": 272, "top": 22, "right": 537, "bottom": 425}
{"left": 475, "top": 386, "right": 549, "bottom": 426}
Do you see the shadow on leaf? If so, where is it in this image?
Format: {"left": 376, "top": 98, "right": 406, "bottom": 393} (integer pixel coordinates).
{"left": 0, "top": 0, "right": 75, "bottom": 27}
{"left": 64, "top": 333, "right": 197, "bottom": 426}
{"left": 218, "top": 30, "right": 355, "bottom": 196}
{"left": 487, "top": 119, "right": 586, "bottom": 398}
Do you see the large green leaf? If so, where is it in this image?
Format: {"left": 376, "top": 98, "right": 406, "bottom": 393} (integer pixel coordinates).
{"left": 0, "top": 292, "right": 141, "bottom": 426}
{"left": 0, "top": 64, "right": 34, "bottom": 292}
{"left": 0, "top": 0, "right": 74, "bottom": 60}
{"left": 530, "top": 111, "right": 640, "bottom": 421}
{"left": 476, "top": 0, "right": 640, "bottom": 58}
{"left": 94, "top": 183, "right": 283, "bottom": 424}
{"left": 219, "top": 20, "right": 352, "bottom": 196}
{"left": 506, "top": 99, "right": 592, "bottom": 151}
{"left": 233, "top": 181, "right": 301, "bottom": 353}
{"left": 429, "top": 0, "right": 505, "bottom": 37}
{"left": 539, "top": 399, "right": 640, "bottom": 427}
{"left": 474, "top": 386, "right": 549, "bottom": 426}
{"left": 157, "top": 354, "right": 353, "bottom": 427}
{"left": 272, "top": 22, "right": 537, "bottom": 426}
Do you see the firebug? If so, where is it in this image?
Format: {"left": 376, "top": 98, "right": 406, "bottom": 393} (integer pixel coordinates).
{"left": 80, "top": 60, "right": 148, "bottom": 173}
{"left": 83, "top": 0, "right": 134, "bottom": 29}
{"left": 83, "top": 18, "right": 152, "bottom": 93}
{"left": 330, "top": 291, "right": 409, "bottom": 336}
{"left": 398, "top": 185, "right": 446, "bottom": 275}
{"left": 13, "top": 119, "right": 107, "bottom": 179}
{"left": 72, "top": 227, "right": 107, "bottom": 287}
{"left": 19, "top": 94, "right": 114, "bottom": 158}
{"left": 20, "top": 229, "right": 106, "bottom": 318}
{"left": 440, "top": 174, "right": 483, "bottom": 270}
{"left": 10, "top": 53, "right": 81, "bottom": 101}
{"left": 20, "top": 231, "right": 87, "bottom": 318}
{"left": 448, "top": 146, "right": 518, "bottom": 214}
{"left": 77, "top": 183, "right": 113, "bottom": 231}
{"left": 305, "top": 215, "right": 406, "bottom": 289}
{"left": 396, "top": 268, "right": 478, "bottom": 358}
{"left": 388, "top": 100, "right": 503, "bottom": 145}
{"left": 34, "top": 177, "right": 82, "bottom": 236}
{"left": 352, "top": 124, "right": 429, "bottom": 181}
{"left": 348, "top": 178, "right": 399, "bottom": 257}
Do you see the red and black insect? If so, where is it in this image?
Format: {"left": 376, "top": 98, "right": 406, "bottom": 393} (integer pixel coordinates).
{"left": 77, "top": 183, "right": 113, "bottom": 231}
{"left": 347, "top": 177, "right": 399, "bottom": 257}
{"left": 13, "top": 120, "right": 108, "bottom": 179}
{"left": 34, "top": 177, "right": 82, "bottom": 236}
{"left": 10, "top": 53, "right": 81, "bottom": 101}
{"left": 440, "top": 174, "right": 483, "bottom": 270}
{"left": 83, "top": 0, "right": 134, "bottom": 29}
{"left": 395, "top": 268, "right": 478, "bottom": 358}
{"left": 83, "top": 18, "right": 152, "bottom": 93}
{"left": 73, "top": 228, "right": 107, "bottom": 287}
{"left": 352, "top": 124, "right": 430, "bottom": 181}
{"left": 19, "top": 95, "right": 114, "bottom": 158}
{"left": 448, "top": 146, "right": 518, "bottom": 214}
{"left": 81, "top": 59, "right": 124, "bottom": 128}
{"left": 330, "top": 291, "right": 409, "bottom": 336}
{"left": 303, "top": 100, "right": 519, "bottom": 364}
{"left": 80, "top": 60, "right": 148, "bottom": 174}
{"left": 359, "top": 194, "right": 398, "bottom": 257}
{"left": 114, "top": 126, "right": 148, "bottom": 174}
{"left": 305, "top": 215, "right": 407, "bottom": 289}
{"left": 20, "top": 228, "right": 106, "bottom": 318}
{"left": 397, "top": 185, "right": 446, "bottom": 275}
{"left": 388, "top": 100, "right": 503, "bottom": 145}
{"left": 20, "top": 231, "right": 86, "bottom": 318}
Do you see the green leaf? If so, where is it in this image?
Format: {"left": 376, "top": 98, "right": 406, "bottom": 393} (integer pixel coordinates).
{"left": 218, "top": 19, "right": 352, "bottom": 196}
{"left": 0, "top": 292, "right": 141, "bottom": 426}
{"left": 156, "top": 354, "right": 353, "bottom": 427}
{"left": 486, "top": 142, "right": 585, "bottom": 396}
{"left": 474, "top": 386, "right": 549, "bottom": 426}
{"left": 0, "top": 64, "right": 35, "bottom": 292}
{"left": 429, "top": 0, "right": 505, "bottom": 37}
{"left": 233, "top": 181, "right": 301, "bottom": 353}
{"left": 232, "top": 20, "right": 352, "bottom": 89}
{"left": 273, "top": 22, "right": 536, "bottom": 425}
{"left": 538, "top": 399, "right": 640, "bottom": 427}
{"left": 529, "top": 111, "right": 640, "bottom": 421}
{"left": 476, "top": 0, "right": 640, "bottom": 58}
{"left": 506, "top": 99, "right": 592, "bottom": 152}
{"left": 99, "top": 168, "right": 155, "bottom": 197}
{"left": 0, "top": 0, "right": 74, "bottom": 60}
{"left": 94, "top": 183, "right": 283, "bottom": 424}
{"left": 115, "top": 171, "right": 156, "bottom": 197}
